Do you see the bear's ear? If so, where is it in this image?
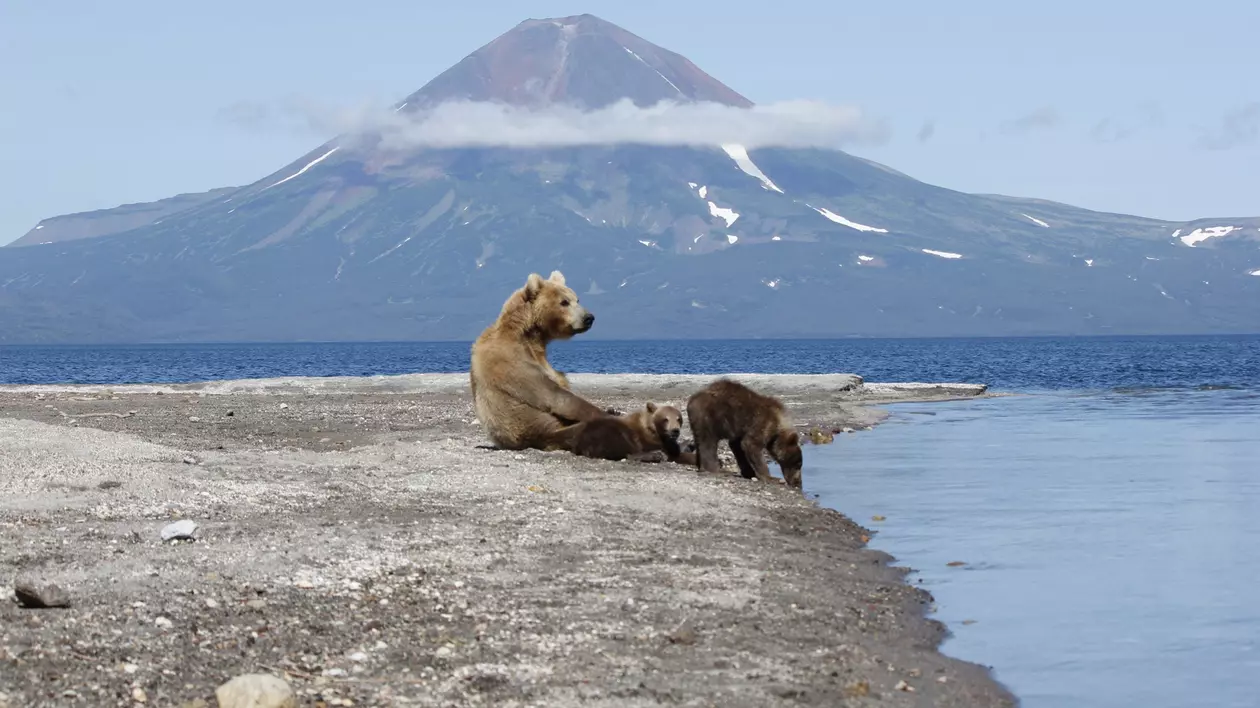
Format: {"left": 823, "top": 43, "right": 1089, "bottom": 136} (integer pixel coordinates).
{"left": 644, "top": 401, "right": 658, "bottom": 413}
{"left": 523, "top": 273, "right": 545, "bottom": 301}
{"left": 548, "top": 270, "right": 566, "bottom": 286}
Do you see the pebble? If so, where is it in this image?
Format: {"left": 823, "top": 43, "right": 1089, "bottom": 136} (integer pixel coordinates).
{"left": 347, "top": 651, "right": 368, "bottom": 662}
{"left": 188, "top": 416, "right": 201, "bottom": 423}
{"left": 246, "top": 599, "right": 268, "bottom": 610}
{"left": 225, "top": 410, "right": 235, "bottom": 417}
{"left": 894, "top": 680, "right": 914, "bottom": 692}
{"left": 666, "top": 619, "right": 697, "bottom": 646}
{"left": 13, "top": 579, "right": 71, "bottom": 609}
{"left": 215, "top": 673, "right": 297, "bottom": 708}
{"left": 154, "top": 616, "right": 173, "bottom": 629}
{"left": 160, "top": 519, "right": 198, "bottom": 541}
{"left": 182, "top": 456, "right": 198, "bottom": 465}
{"left": 131, "top": 686, "right": 148, "bottom": 703}
{"left": 122, "top": 663, "right": 139, "bottom": 674}
{"left": 279, "top": 403, "right": 289, "bottom": 410}
{"left": 205, "top": 598, "right": 220, "bottom": 609}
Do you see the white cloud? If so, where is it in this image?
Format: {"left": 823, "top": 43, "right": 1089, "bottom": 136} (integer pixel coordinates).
{"left": 230, "top": 96, "right": 891, "bottom": 150}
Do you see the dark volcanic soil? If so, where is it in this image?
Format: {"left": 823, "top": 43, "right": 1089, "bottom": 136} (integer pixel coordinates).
{"left": 0, "top": 374, "right": 1013, "bottom": 708}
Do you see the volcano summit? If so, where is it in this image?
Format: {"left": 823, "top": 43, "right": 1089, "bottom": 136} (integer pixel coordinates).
{"left": 4, "top": 14, "right": 1259, "bottom": 343}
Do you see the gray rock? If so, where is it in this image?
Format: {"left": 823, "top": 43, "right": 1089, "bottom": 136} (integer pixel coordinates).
{"left": 160, "top": 519, "right": 198, "bottom": 541}
{"left": 13, "top": 579, "right": 71, "bottom": 609}
{"left": 214, "top": 673, "right": 296, "bottom": 708}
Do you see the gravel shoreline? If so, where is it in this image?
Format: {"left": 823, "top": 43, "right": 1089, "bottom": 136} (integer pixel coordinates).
{"left": 0, "top": 373, "right": 1015, "bottom": 707}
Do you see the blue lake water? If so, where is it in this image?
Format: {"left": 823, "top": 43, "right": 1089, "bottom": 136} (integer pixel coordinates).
{"left": 807, "top": 389, "right": 1260, "bottom": 707}
{"left": 2, "top": 334, "right": 1259, "bottom": 706}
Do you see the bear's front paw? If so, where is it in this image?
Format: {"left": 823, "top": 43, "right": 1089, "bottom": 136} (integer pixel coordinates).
{"left": 627, "top": 450, "right": 668, "bottom": 464}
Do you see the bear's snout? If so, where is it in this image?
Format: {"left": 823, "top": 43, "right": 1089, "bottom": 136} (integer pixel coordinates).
{"left": 580, "top": 312, "right": 595, "bottom": 329}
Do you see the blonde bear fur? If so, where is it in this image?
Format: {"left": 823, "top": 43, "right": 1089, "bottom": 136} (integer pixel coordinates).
{"left": 470, "top": 270, "right": 607, "bottom": 450}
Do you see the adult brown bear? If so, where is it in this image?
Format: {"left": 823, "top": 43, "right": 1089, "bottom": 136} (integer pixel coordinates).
{"left": 469, "top": 270, "right": 607, "bottom": 450}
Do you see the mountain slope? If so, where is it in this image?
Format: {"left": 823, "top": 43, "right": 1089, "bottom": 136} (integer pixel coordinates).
{"left": 399, "top": 14, "right": 753, "bottom": 110}
{"left": 12, "top": 187, "right": 236, "bottom": 247}
{"left": 2, "top": 15, "right": 1258, "bottom": 344}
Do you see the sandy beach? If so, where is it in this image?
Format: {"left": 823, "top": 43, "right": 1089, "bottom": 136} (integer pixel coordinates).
{"left": 0, "top": 373, "right": 1015, "bottom": 707}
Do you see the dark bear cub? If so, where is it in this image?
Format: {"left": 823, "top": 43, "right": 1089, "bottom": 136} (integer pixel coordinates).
{"left": 685, "top": 378, "right": 804, "bottom": 488}
{"left": 554, "top": 402, "right": 694, "bottom": 463}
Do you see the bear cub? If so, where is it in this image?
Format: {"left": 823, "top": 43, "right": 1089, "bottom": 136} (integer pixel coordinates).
{"left": 686, "top": 378, "right": 804, "bottom": 488}
{"left": 558, "top": 402, "right": 693, "bottom": 463}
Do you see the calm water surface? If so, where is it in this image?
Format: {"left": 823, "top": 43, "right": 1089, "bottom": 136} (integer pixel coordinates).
{"left": 2, "top": 335, "right": 1259, "bottom": 389}
{"left": 808, "top": 389, "right": 1260, "bottom": 707}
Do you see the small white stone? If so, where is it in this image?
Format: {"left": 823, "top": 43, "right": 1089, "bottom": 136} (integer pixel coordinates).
{"left": 154, "top": 616, "right": 173, "bottom": 629}
{"left": 347, "top": 651, "right": 368, "bottom": 662}
{"left": 215, "top": 673, "right": 297, "bottom": 708}
{"left": 122, "top": 662, "right": 139, "bottom": 674}
{"left": 205, "top": 598, "right": 220, "bottom": 609}
{"left": 160, "top": 519, "right": 198, "bottom": 541}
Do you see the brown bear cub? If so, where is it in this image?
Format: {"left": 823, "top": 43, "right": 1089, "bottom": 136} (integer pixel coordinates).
{"left": 686, "top": 378, "right": 804, "bottom": 488}
{"left": 553, "top": 402, "right": 695, "bottom": 463}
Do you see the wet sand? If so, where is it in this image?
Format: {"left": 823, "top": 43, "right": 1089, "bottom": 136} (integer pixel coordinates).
{"left": 0, "top": 373, "right": 1014, "bottom": 707}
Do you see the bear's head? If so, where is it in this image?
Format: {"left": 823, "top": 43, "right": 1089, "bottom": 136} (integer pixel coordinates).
{"left": 514, "top": 270, "right": 594, "bottom": 341}
{"left": 643, "top": 402, "right": 683, "bottom": 443}
{"left": 768, "top": 430, "right": 803, "bottom": 489}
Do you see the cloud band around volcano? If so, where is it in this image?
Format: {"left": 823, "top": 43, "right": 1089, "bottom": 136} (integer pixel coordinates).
{"left": 226, "top": 97, "right": 892, "bottom": 150}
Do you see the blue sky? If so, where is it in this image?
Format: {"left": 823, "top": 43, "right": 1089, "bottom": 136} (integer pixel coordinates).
{"left": 2, "top": 0, "right": 1256, "bottom": 244}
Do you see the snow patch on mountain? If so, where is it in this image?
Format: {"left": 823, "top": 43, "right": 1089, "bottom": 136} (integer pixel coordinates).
{"left": 720, "top": 144, "right": 784, "bottom": 193}
{"left": 264, "top": 147, "right": 339, "bottom": 190}
{"left": 809, "top": 205, "right": 888, "bottom": 233}
{"left": 708, "top": 202, "right": 739, "bottom": 227}
{"left": 1021, "top": 213, "right": 1050, "bottom": 228}
{"left": 1180, "top": 225, "right": 1239, "bottom": 247}
{"left": 623, "top": 47, "right": 683, "bottom": 95}
{"left": 922, "top": 249, "right": 962, "bottom": 259}
{"left": 727, "top": 234, "right": 739, "bottom": 244}
{"left": 369, "top": 235, "right": 411, "bottom": 263}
